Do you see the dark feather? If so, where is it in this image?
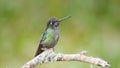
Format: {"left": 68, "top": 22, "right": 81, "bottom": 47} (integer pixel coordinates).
{"left": 34, "top": 40, "right": 44, "bottom": 57}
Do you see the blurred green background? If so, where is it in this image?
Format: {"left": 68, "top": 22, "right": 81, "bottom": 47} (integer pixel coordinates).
{"left": 0, "top": 0, "right": 120, "bottom": 68}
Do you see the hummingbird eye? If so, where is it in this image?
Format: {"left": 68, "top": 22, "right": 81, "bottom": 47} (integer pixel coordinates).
{"left": 50, "top": 22, "right": 53, "bottom": 25}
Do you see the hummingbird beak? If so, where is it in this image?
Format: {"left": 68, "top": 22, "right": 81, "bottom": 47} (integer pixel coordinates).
{"left": 58, "top": 16, "right": 71, "bottom": 22}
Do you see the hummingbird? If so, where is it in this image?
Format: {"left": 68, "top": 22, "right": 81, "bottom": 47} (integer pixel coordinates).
{"left": 34, "top": 16, "right": 71, "bottom": 57}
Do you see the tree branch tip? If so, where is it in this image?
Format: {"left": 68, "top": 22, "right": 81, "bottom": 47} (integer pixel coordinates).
{"left": 95, "top": 58, "right": 110, "bottom": 68}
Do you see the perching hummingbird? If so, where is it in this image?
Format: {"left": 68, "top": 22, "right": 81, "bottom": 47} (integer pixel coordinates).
{"left": 34, "top": 16, "right": 71, "bottom": 57}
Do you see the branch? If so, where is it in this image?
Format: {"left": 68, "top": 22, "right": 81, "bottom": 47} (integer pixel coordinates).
{"left": 21, "top": 49, "right": 110, "bottom": 68}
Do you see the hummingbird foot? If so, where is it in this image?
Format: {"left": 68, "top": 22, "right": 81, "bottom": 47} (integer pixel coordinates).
{"left": 41, "top": 48, "right": 48, "bottom": 50}
{"left": 48, "top": 48, "right": 54, "bottom": 51}
{"left": 41, "top": 48, "right": 54, "bottom": 51}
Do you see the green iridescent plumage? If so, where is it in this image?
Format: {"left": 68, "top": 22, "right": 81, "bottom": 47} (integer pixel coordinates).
{"left": 42, "top": 28, "right": 55, "bottom": 47}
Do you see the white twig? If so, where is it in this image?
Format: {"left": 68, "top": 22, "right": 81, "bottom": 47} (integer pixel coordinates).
{"left": 21, "top": 49, "right": 110, "bottom": 68}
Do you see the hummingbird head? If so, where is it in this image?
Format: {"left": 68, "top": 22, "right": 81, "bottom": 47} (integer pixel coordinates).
{"left": 47, "top": 16, "right": 71, "bottom": 28}
{"left": 47, "top": 18, "right": 59, "bottom": 28}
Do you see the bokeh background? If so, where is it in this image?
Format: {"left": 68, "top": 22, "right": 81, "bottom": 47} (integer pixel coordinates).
{"left": 0, "top": 0, "right": 120, "bottom": 68}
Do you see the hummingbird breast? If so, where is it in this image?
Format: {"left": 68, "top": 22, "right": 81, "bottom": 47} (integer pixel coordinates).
{"left": 50, "top": 27, "right": 59, "bottom": 48}
{"left": 53, "top": 27, "right": 59, "bottom": 46}
{"left": 43, "top": 27, "right": 59, "bottom": 48}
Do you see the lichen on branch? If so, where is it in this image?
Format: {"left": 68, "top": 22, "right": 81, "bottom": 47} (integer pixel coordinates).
{"left": 21, "top": 49, "right": 110, "bottom": 68}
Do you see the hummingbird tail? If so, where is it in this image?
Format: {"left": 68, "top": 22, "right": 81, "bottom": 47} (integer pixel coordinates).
{"left": 34, "top": 43, "right": 44, "bottom": 57}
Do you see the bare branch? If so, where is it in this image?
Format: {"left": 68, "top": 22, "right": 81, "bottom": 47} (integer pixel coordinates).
{"left": 21, "top": 49, "right": 110, "bottom": 68}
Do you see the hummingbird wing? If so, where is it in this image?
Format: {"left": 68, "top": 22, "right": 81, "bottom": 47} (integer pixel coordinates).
{"left": 34, "top": 31, "right": 47, "bottom": 57}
